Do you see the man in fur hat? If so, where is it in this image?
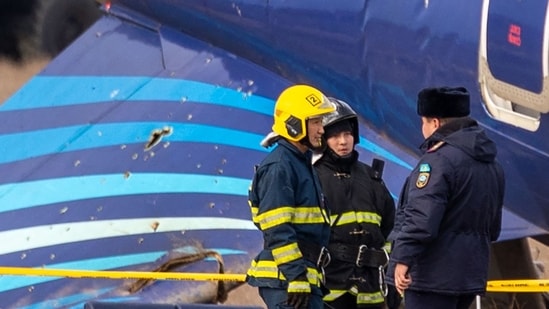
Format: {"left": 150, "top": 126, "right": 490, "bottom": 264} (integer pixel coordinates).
{"left": 385, "top": 86, "right": 505, "bottom": 309}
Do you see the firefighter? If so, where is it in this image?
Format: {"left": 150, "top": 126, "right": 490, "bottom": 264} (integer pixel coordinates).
{"left": 313, "top": 98, "right": 396, "bottom": 308}
{"left": 246, "top": 84, "right": 336, "bottom": 309}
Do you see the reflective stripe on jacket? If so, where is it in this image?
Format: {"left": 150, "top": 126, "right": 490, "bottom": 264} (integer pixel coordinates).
{"left": 314, "top": 149, "right": 395, "bottom": 306}
{"left": 246, "top": 139, "right": 331, "bottom": 293}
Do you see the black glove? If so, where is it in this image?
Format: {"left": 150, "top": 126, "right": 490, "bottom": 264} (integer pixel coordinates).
{"left": 385, "top": 284, "right": 403, "bottom": 309}
{"left": 286, "top": 292, "right": 309, "bottom": 309}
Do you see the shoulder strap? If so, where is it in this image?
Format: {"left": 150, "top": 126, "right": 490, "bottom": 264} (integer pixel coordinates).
{"left": 427, "top": 141, "right": 445, "bottom": 153}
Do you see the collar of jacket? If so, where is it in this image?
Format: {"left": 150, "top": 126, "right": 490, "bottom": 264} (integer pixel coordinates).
{"left": 419, "top": 117, "right": 477, "bottom": 151}
{"left": 278, "top": 138, "right": 313, "bottom": 162}
{"left": 318, "top": 148, "right": 359, "bottom": 173}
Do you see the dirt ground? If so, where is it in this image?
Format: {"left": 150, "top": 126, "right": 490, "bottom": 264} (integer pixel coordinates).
{"left": 223, "top": 284, "right": 265, "bottom": 308}
{"left": 528, "top": 238, "right": 549, "bottom": 279}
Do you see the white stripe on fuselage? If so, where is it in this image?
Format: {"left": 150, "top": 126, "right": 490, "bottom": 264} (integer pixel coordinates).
{"left": 0, "top": 217, "right": 257, "bottom": 255}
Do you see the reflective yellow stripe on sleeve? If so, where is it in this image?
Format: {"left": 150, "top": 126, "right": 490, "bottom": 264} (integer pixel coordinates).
{"left": 272, "top": 242, "right": 302, "bottom": 265}
{"left": 288, "top": 280, "right": 311, "bottom": 293}
{"left": 294, "top": 207, "right": 329, "bottom": 224}
{"left": 255, "top": 206, "right": 328, "bottom": 230}
{"left": 247, "top": 260, "right": 322, "bottom": 287}
{"left": 254, "top": 207, "right": 293, "bottom": 229}
{"left": 306, "top": 267, "right": 322, "bottom": 287}
{"left": 246, "top": 259, "right": 282, "bottom": 279}
{"left": 249, "top": 202, "right": 259, "bottom": 223}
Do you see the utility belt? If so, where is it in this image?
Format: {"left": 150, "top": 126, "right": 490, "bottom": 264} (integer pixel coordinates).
{"left": 297, "top": 240, "right": 331, "bottom": 269}
{"left": 328, "top": 243, "right": 388, "bottom": 268}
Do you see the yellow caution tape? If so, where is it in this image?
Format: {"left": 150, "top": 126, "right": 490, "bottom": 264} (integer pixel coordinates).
{"left": 0, "top": 266, "right": 246, "bottom": 282}
{"left": 487, "top": 279, "right": 549, "bottom": 292}
{"left": 1, "top": 266, "right": 548, "bottom": 293}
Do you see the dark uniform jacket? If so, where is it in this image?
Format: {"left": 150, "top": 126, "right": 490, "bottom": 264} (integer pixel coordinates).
{"left": 314, "top": 149, "right": 395, "bottom": 306}
{"left": 387, "top": 118, "right": 505, "bottom": 295}
{"left": 246, "top": 139, "right": 331, "bottom": 296}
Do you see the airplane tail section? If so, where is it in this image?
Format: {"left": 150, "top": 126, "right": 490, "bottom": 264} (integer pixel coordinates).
{"left": 1, "top": 0, "right": 548, "bottom": 308}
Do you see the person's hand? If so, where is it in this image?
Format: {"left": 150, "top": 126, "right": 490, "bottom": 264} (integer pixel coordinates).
{"left": 286, "top": 292, "right": 309, "bottom": 309}
{"left": 394, "top": 263, "right": 412, "bottom": 296}
{"left": 287, "top": 274, "right": 310, "bottom": 308}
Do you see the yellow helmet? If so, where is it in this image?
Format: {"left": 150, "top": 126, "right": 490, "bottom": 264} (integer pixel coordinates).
{"left": 272, "top": 85, "right": 335, "bottom": 142}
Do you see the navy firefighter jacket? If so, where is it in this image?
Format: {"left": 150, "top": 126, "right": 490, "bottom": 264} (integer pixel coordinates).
{"left": 387, "top": 118, "right": 505, "bottom": 295}
{"left": 246, "top": 139, "right": 331, "bottom": 295}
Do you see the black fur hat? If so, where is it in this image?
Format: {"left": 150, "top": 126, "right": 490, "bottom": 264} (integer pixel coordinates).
{"left": 417, "top": 86, "right": 470, "bottom": 118}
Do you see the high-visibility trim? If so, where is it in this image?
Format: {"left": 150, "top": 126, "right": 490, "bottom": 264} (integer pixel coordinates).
{"left": 306, "top": 267, "right": 322, "bottom": 286}
{"left": 247, "top": 260, "right": 323, "bottom": 287}
{"left": 288, "top": 280, "right": 311, "bottom": 293}
{"left": 383, "top": 241, "right": 392, "bottom": 253}
{"left": 272, "top": 242, "right": 302, "bottom": 265}
{"left": 254, "top": 206, "right": 327, "bottom": 230}
{"left": 330, "top": 211, "right": 381, "bottom": 227}
{"left": 357, "top": 291, "right": 385, "bottom": 305}
{"left": 246, "top": 260, "right": 283, "bottom": 279}
{"left": 293, "top": 207, "right": 329, "bottom": 224}
{"left": 249, "top": 202, "right": 258, "bottom": 218}
{"left": 254, "top": 206, "right": 293, "bottom": 229}
{"left": 323, "top": 289, "right": 347, "bottom": 301}
{"left": 324, "top": 287, "right": 384, "bottom": 304}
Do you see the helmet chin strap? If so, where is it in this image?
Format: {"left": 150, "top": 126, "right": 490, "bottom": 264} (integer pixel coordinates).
{"left": 300, "top": 135, "right": 327, "bottom": 153}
